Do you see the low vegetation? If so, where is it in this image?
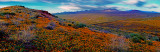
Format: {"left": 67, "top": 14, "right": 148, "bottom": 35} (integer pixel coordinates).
{"left": 0, "top": 6, "right": 159, "bottom": 52}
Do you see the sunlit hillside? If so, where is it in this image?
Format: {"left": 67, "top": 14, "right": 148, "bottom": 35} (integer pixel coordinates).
{"left": 55, "top": 9, "right": 160, "bottom": 25}
{"left": 0, "top": 6, "right": 160, "bottom": 52}
{"left": 95, "top": 17, "right": 160, "bottom": 41}
{"left": 56, "top": 14, "right": 114, "bottom": 24}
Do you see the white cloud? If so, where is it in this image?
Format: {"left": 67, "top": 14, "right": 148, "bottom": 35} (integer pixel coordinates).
{"left": 122, "top": 0, "right": 145, "bottom": 4}
{"left": 58, "top": 3, "right": 82, "bottom": 10}
{"left": 60, "top": 3, "right": 99, "bottom": 10}
{"left": 0, "top": 0, "right": 34, "bottom": 2}
{"left": 58, "top": 5, "right": 81, "bottom": 10}
{"left": 140, "top": 8, "right": 160, "bottom": 12}
{"left": 143, "top": 4, "right": 159, "bottom": 8}
{"left": 41, "top": 0, "right": 53, "bottom": 4}
{"left": 0, "top": 5, "right": 9, "bottom": 8}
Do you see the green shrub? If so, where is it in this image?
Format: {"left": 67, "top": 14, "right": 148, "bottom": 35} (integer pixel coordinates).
{"left": 130, "top": 33, "right": 138, "bottom": 37}
{"left": 129, "top": 33, "right": 145, "bottom": 43}
{"left": 0, "top": 12, "right": 16, "bottom": 16}
{"left": 68, "top": 24, "right": 72, "bottom": 26}
{"left": 0, "top": 31, "right": 8, "bottom": 40}
{"left": 146, "top": 40, "right": 153, "bottom": 45}
{"left": 4, "top": 9, "right": 9, "bottom": 10}
{"left": 131, "top": 36, "right": 141, "bottom": 43}
{"left": 54, "top": 16, "right": 58, "bottom": 18}
{"left": 152, "top": 36, "right": 159, "bottom": 41}
{"left": 29, "top": 15, "right": 40, "bottom": 19}
{"left": 73, "top": 23, "right": 86, "bottom": 28}
{"left": 15, "top": 5, "right": 25, "bottom": 7}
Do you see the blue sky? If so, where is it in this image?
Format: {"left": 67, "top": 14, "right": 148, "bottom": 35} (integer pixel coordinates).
{"left": 0, "top": 0, "right": 160, "bottom": 13}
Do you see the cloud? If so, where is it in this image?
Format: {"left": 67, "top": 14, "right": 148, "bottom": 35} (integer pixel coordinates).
{"left": 105, "top": 5, "right": 130, "bottom": 10}
{"left": 40, "top": 0, "right": 52, "bottom": 3}
{"left": 0, "top": 5, "right": 9, "bottom": 8}
{"left": 123, "top": 0, "right": 145, "bottom": 4}
{"left": 58, "top": 3, "right": 111, "bottom": 11}
{"left": 143, "top": 4, "right": 159, "bottom": 8}
{"left": 0, "top": 0, "right": 35, "bottom": 2}
{"left": 41, "top": 0, "right": 123, "bottom": 5}
{"left": 135, "top": 1, "right": 146, "bottom": 7}
{"left": 139, "top": 7, "right": 160, "bottom": 12}
{"left": 58, "top": 3, "right": 131, "bottom": 11}
{"left": 58, "top": 3, "right": 81, "bottom": 10}
{"left": 59, "top": 5, "right": 81, "bottom": 10}
{"left": 42, "top": 0, "right": 137, "bottom": 11}
{"left": 122, "top": 0, "right": 146, "bottom": 7}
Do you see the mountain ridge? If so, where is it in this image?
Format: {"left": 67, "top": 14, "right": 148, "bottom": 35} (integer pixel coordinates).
{"left": 54, "top": 9, "right": 160, "bottom": 25}
{"left": 54, "top": 9, "right": 159, "bottom": 14}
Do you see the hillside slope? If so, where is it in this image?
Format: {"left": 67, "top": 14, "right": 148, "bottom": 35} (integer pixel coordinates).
{"left": 55, "top": 9, "right": 160, "bottom": 24}
{"left": 0, "top": 6, "right": 159, "bottom": 52}
{"left": 95, "top": 17, "right": 160, "bottom": 41}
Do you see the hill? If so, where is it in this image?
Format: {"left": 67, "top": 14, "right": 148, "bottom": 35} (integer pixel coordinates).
{"left": 95, "top": 17, "right": 160, "bottom": 41}
{"left": 0, "top": 6, "right": 159, "bottom": 52}
{"left": 54, "top": 9, "right": 160, "bottom": 24}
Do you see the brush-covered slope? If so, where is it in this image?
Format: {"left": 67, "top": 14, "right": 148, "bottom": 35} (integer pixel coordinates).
{"left": 95, "top": 17, "right": 160, "bottom": 40}
{"left": 54, "top": 9, "right": 160, "bottom": 24}
{"left": 57, "top": 14, "right": 114, "bottom": 24}
{"left": 0, "top": 6, "right": 159, "bottom": 52}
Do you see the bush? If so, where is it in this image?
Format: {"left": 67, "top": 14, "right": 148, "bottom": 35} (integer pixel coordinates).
{"left": 0, "top": 20, "right": 9, "bottom": 26}
{"left": 130, "top": 33, "right": 138, "bottom": 37}
{"left": 29, "top": 15, "right": 40, "bottom": 19}
{"left": 46, "top": 26, "right": 54, "bottom": 30}
{"left": 0, "top": 12, "right": 16, "bottom": 16}
{"left": 73, "top": 23, "right": 86, "bottom": 28}
{"left": 109, "top": 36, "right": 129, "bottom": 51}
{"left": 11, "top": 20, "right": 20, "bottom": 26}
{"left": 146, "top": 40, "right": 153, "bottom": 45}
{"left": 57, "top": 28, "right": 65, "bottom": 32}
{"left": 152, "top": 36, "right": 159, "bottom": 41}
{"left": 0, "top": 31, "right": 8, "bottom": 40}
{"left": 15, "top": 5, "right": 25, "bottom": 8}
{"left": 9, "top": 29, "right": 35, "bottom": 42}
{"left": 45, "top": 22, "right": 56, "bottom": 30}
{"left": 129, "top": 33, "right": 145, "bottom": 43}
{"left": 0, "top": 20, "right": 9, "bottom": 31}
{"left": 131, "top": 36, "right": 141, "bottom": 43}
{"left": 68, "top": 24, "right": 72, "bottom": 26}
{"left": 54, "top": 16, "right": 58, "bottom": 18}
{"left": 4, "top": 9, "right": 9, "bottom": 10}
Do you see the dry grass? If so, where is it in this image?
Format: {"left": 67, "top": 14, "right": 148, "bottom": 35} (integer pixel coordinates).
{"left": 108, "top": 36, "right": 130, "bottom": 51}
{"left": 9, "top": 27, "right": 35, "bottom": 42}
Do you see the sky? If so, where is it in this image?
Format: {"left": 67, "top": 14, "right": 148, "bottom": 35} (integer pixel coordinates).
{"left": 0, "top": 0, "right": 160, "bottom": 13}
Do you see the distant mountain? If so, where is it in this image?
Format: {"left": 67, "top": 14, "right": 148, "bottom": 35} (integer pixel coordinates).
{"left": 127, "top": 10, "right": 159, "bottom": 13}
{"left": 54, "top": 9, "right": 120, "bottom": 14}
{"left": 54, "top": 9, "right": 160, "bottom": 18}
{"left": 53, "top": 9, "right": 160, "bottom": 24}
{"left": 54, "top": 9, "right": 159, "bottom": 14}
